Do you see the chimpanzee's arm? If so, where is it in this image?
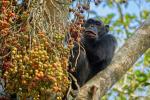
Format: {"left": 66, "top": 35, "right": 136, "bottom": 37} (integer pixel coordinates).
{"left": 69, "top": 43, "right": 90, "bottom": 87}
{"left": 95, "top": 34, "right": 117, "bottom": 61}
{"left": 76, "top": 49, "right": 90, "bottom": 86}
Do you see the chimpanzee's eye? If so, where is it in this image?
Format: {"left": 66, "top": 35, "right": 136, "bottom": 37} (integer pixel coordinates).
{"left": 86, "top": 19, "right": 95, "bottom": 24}
{"left": 84, "top": 19, "right": 94, "bottom": 27}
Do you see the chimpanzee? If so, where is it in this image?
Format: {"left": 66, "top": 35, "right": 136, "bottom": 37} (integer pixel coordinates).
{"left": 69, "top": 19, "right": 117, "bottom": 87}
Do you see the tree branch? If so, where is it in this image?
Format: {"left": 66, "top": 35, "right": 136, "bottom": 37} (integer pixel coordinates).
{"left": 76, "top": 18, "right": 150, "bottom": 100}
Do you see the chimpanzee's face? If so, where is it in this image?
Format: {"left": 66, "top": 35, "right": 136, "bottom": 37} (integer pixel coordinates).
{"left": 83, "top": 19, "right": 109, "bottom": 40}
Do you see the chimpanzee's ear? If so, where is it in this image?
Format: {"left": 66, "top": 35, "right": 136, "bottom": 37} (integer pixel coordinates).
{"left": 105, "top": 25, "right": 109, "bottom": 32}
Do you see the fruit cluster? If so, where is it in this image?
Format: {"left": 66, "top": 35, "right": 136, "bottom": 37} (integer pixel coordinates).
{"left": 69, "top": 0, "right": 101, "bottom": 42}
{"left": 0, "top": 0, "right": 70, "bottom": 99}
{"left": 67, "top": 0, "right": 102, "bottom": 42}
{"left": 3, "top": 44, "right": 69, "bottom": 99}
{"left": 68, "top": 3, "right": 88, "bottom": 42}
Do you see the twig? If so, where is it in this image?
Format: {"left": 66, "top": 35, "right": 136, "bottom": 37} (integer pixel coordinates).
{"left": 69, "top": 73, "right": 80, "bottom": 91}
{"left": 74, "top": 42, "right": 81, "bottom": 67}
{"left": 66, "top": 75, "right": 72, "bottom": 99}
{"left": 55, "top": 0, "right": 70, "bottom": 5}
{"left": 50, "top": 0, "right": 61, "bottom": 14}
{"left": 0, "top": 52, "right": 11, "bottom": 59}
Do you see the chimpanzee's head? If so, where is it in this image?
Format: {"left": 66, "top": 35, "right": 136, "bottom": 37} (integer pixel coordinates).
{"left": 83, "top": 19, "right": 109, "bottom": 40}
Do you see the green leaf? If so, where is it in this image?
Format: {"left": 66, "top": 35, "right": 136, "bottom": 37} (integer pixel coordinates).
{"left": 143, "top": 82, "right": 150, "bottom": 86}
{"left": 141, "top": 10, "right": 150, "bottom": 19}
{"left": 134, "top": 70, "right": 141, "bottom": 76}
{"left": 146, "top": 0, "right": 150, "bottom": 2}
{"left": 136, "top": 74, "right": 147, "bottom": 82}
{"left": 107, "top": 13, "right": 115, "bottom": 19}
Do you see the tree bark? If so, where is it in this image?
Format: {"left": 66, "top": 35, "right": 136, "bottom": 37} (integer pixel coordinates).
{"left": 76, "top": 18, "right": 150, "bottom": 100}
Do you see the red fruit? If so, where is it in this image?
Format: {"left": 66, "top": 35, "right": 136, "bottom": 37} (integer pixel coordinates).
{"left": 31, "top": 82, "right": 36, "bottom": 87}
{"left": 0, "top": 20, "right": 10, "bottom": 28}
{"left": 75, "top": 12, "right": 81, "bottom": 17}
{"left": 3, "top": 61, "right": 12, "bottom": 71}
{"left": 34, "top": 76, "right": 40, "bottom": 80}
{"left": 9, "top": 12, "right": 15, "bottom": 17}
{"left": 0, "top": 96, "right": 10, "bottom": 100}
{"left": 2, "top": 1, "right": 10, "bottom": 7}
{"left": 1, "top": 29, "right": 9, "bottom": 36}
{"left": 20, "top": 27, "right": 26, "bottom": 32}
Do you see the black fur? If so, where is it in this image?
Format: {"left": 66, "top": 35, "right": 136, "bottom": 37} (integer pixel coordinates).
{"left": 69, "top": 19, "right": 117, "bottom": 87}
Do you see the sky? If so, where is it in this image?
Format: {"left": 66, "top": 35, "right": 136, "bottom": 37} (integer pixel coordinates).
{"left": 90, "top": 0, "right": 150, "bottom": 18}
